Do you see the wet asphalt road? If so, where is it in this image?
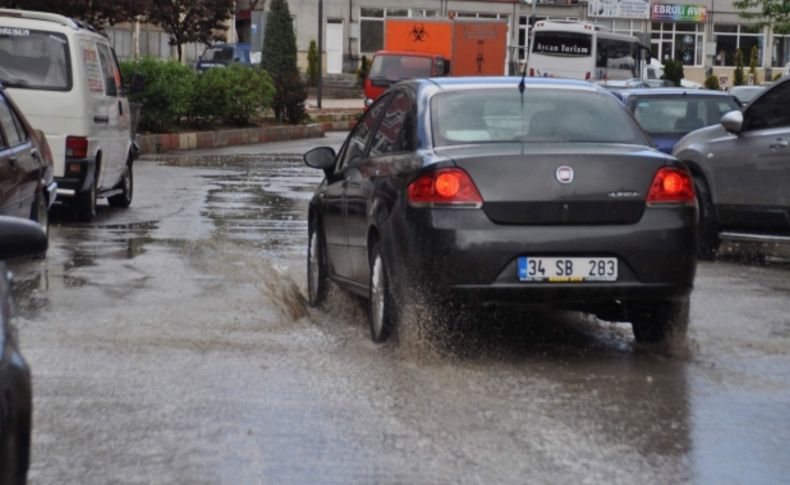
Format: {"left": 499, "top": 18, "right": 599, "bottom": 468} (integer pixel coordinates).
{"left": 8, "top": 132, "right": 790, "bottom": 484}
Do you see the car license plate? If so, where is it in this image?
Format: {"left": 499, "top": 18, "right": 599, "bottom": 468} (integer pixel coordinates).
{"left": 518, "top": 257, "right": 618, "bottom": 282}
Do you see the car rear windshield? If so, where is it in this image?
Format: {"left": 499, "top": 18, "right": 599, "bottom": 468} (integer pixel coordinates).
{"left": 201, "top": 47, "right": 234, "bottom": 63}
{"left": 431, "top": 88, "right": 648, "bottom": 146}
{"left": 369, "top": 55, "right": 433, "bottom": 81}
{"left": 0, "top": 27, "right": 71, "bottom": 91}
{"left": 632, "top": 96, "right": 741, "bottom": 134}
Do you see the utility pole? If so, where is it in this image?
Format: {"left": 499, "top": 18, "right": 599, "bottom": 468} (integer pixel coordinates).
{"left": 317, "top": 0, "right": 323, "bottom": 109}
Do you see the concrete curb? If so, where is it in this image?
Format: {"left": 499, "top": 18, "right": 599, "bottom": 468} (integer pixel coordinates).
{"left": 137, "top": 120, "right": 356, "bottom": 155}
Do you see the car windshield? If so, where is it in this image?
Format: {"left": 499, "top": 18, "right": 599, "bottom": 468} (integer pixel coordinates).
{"left": 369, "top": 55, "right": 433, "bottom": 81}
{"left": 632, "top": 96, "right": 741, "bottom": 134}
{"left": 0, "top": 27, "right": 71, "bottom": 90}
{"left": 200, "top": 46, "right": 234, "bottom": 63}
{"left": 431, "top": 88, "right": 648, "bottom": 146}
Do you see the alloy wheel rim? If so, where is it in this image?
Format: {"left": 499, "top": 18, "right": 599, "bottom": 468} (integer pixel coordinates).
{"left": 308, "top": 231, "right": 319, "bottom": 303}
{"left": 371, "top": 255, "right": 385, "bottom": 336}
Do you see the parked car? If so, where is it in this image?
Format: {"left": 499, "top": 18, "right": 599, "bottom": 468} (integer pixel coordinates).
{"left": 196, "top": 43, "right": 252, "bottom": 72}
{"left": 0, "top": 9, "right": 136, "bottom": 222}
{"left": 0, "top": 85, "right": 56, "bottom": 244}
{"left": 728, "top": 85, "right": 765, "bottom": 106}
{"left": 611, "top": 88, "right": 742, "bottom": 153}
{"left": 673, "top": 76, "right": 790, "bottom": 259}
{"left": 304, "top": 77, "right": 697, "bottom": 346}
{"left": 0, "top": 216, "right": 48, "bottom": 483}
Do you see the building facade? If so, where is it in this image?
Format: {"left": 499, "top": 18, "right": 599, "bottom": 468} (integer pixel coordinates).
{"left": 101, "top": 0, "right": 790, "bottom": 84}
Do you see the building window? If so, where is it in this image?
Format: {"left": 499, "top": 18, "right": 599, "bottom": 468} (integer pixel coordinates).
{"left": 714, "top": 24, "right": 764, "bottom": 67}
{"left": 773, "top": 34, "right": 790, "bottom": 68}
{"left": 651, "top": 22, "right": 704, "bottom": 66}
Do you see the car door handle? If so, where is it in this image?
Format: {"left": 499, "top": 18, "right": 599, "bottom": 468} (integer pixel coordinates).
{"left": 770, "top": 139, "right": 788, "bottom": 149}
{"left": 8, "top": 156, "right": 17, "bottom": 167}
{"left": 342, "top": 180, "right": 349, "bottom": 188}
{"left": 118, "top": 100, "right": 124, "bottom": 116}
{"left": 94, "top": 115, "right": 110, "bottom": 124}
{"left": 30, "top": 148, "right": 40, "bottom": 161}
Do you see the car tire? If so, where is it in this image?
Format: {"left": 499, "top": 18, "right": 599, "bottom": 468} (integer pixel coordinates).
{"left": 108, "top": 162, "right": 133, "bottom": 208}
{"left": 629, "top": 299, "right": 689, "bottom": 345}
{"left": 693, "top": 176, "right": 719, "bottom": 260}
{"left": 368, "top": 241, "right": 398, "bottom": 344}
{"left": 75, "top": 178, "right": 97, "bottom": 222}
{"left": 307, "top": 223, "right": 328, "bottom": 308}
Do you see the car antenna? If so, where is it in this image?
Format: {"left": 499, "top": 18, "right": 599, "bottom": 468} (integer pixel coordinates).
{"left": 518, "top": 63, "right": 527, "bottom": 105}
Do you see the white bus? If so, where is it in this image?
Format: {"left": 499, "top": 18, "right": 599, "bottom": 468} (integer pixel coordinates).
{"left": 527, "top": 20, "right": 643, "bottom": 81}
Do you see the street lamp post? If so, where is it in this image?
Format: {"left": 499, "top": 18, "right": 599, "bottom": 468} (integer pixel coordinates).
{"left": 317, "top": 0, "right": 323, "bottom": 109}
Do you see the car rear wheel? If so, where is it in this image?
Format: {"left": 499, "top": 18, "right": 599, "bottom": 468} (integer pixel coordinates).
{"left": 629, "top": 300, "right": 689, "bottom": 345}
{"left": 108, "top": 162, "right": 133, "bottom": 208}
{"left": 369, "top": 242, "right": 397, "bottom": 343}
{"left": 693, "top": 176, "right": 719, "bottom": 260}
{"left": 75, "top": 179, "right": 97, "bottom": 222}
{"left": 307, "top": 224, "right": 328, "bottom": 307}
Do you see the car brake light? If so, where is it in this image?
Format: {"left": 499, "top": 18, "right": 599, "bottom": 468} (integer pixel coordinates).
{"left": 646, "top": 167, "right": 695, "bottom": 205}
{"left": 408, "top": 168, "right": 483, "bottom": 208}
{"left": 66, "top": 136, "right": 88, "bottom": 158}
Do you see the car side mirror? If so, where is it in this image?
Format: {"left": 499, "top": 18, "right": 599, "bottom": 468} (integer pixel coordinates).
{"left": 721, "top": 110, "right": 744, "bottom": 134}
{"left": 0, "top": 216, "right": 47, "bottom": 259}
{"left": 304, "top": 146, "right": 336, "bottom": 175}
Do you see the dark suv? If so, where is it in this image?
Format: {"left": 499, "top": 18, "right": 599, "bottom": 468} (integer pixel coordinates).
{"left": 673, "top": 77, "right": 790, "bottom": 258}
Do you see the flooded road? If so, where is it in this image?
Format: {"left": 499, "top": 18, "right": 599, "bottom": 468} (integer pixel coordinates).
{"left": 9, "top": 134, "right": 790, "bottom": 484}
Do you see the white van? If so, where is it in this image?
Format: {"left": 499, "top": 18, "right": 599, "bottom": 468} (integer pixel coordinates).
{"left": 0, "top": 9, "right": 135, "bottom": 221}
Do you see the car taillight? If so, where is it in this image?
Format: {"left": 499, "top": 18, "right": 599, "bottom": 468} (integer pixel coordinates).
{"left": 66, "top": 136, "right": 88, "bottom": 158}
{"left": 407, "top": 168, "right": 483, "bottom": 208}
{"left": 646, "top": 167, "right": 695, "bottom": 206}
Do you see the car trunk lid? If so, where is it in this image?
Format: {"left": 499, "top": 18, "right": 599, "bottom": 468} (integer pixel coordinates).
{"left": 434, "top": 143, "right": 670, "bottom": 225}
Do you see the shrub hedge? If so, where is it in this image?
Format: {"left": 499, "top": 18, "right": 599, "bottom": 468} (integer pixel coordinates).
{"left": 121, "top": 57, "right": 276, "bottom": 132}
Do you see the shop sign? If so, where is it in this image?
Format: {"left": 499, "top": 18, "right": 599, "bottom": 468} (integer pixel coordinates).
{"left": 651, "top": 4, "right": 708, "bottom": 22}
{"left": 588, "top": 0, "right": 651, "bottom": 19}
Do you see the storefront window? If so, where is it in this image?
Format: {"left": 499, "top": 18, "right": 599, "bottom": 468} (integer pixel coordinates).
{"left": 651, "top": 22, "right": 704, "bottom": 66}
{"left": 773, "top": 34, "right": 790, "bottom": 67}
{"left": 714, "top": 24, "right": 764, "bottom": 67}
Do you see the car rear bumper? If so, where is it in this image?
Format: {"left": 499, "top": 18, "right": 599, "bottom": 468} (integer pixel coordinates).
{"left": 55, "top": 157, "right": 96, "bottom": 199}
{"left": 383, "top": 202, "right": 697, "bottom": 305}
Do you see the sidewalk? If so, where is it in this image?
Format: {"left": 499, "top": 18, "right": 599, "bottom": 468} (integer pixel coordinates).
{"left": 306, "top": 97, "right": 365, "bottom": 110}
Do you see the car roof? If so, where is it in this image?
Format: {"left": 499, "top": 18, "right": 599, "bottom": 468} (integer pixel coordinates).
{"left": 0, "top": 9, "right": 106, "bottom": 40}
{"left": 415, "top": 76, "right": 603, "bottom": 92}
{"left": 614, "top": 88, "right": 737, "bottom": 100}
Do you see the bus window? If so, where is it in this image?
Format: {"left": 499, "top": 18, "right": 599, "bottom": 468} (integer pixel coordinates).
{"left": 596, "top": 38, "right": 638, "bottom": 78}
{"left": 532, "top": 32, "right": 592, "bottom": 57}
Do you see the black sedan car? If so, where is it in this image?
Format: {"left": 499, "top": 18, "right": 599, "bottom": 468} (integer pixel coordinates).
{"left": 304, "top": 77, "right": 697, "bottom": 345}
{"left": 0, "top": 216, "right": 47, "bottom": 483}
{"left": 0, "top": 86, "right": 56, "bottom": 245}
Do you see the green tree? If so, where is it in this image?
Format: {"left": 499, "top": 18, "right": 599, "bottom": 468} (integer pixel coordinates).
{"left": 146, "top": 0, "right": 234, "bottom": 62}
{"left": 748, "top": 44, "right": 759, "bottom": 84}
{"left": 733, "top": 0, "right": 790, "bottom": 35}
{"left": 704, "top": 74, "right": 721, "bottom": 90}
{"left": 261, "top": 0, "right": 306, "bottom": 123}
{"left": 660, "top": 58, "right": 684, "bottom": 87}
{"left": 356, "top": 55, "right": 371, "bottom": 86}
{"left": 307, "top": 40, "right": 319, "bottom": 87}
{"left": 734, "top": 48, "right": 746, "bottom": 85}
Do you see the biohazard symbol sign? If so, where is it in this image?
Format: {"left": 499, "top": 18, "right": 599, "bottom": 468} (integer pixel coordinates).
{"left": 410, "top": 23, "right": 427, "bottom": 42}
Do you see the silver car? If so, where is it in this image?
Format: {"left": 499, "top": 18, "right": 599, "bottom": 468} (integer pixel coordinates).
{"left": 673, "top": 77, "right": 790, "bottom": 258}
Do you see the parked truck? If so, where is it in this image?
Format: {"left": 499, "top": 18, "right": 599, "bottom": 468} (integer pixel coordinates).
{"left": 364, "top": 17, "right": 508, "bottom": 103}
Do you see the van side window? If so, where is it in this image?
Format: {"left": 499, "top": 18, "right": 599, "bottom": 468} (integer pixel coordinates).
{"left": 0, "top": 96, "right": 26, "bottom": 147}
{"left": 97, "top": 44, "right": 119, "bottom": 96}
